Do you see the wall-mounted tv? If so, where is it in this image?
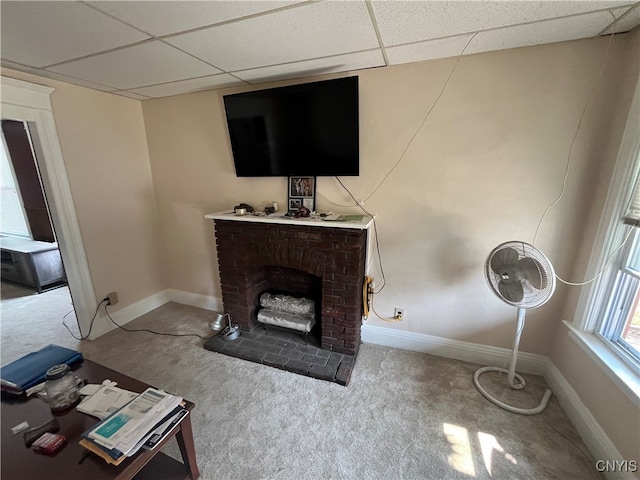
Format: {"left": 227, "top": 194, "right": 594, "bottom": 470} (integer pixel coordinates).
{"left": 223, "top": 76, "right": 359, "bottom": 177}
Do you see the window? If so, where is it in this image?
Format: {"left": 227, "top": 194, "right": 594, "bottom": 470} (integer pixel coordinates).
{"left": 597, "top": 227, "right": 640, "bottom": 367}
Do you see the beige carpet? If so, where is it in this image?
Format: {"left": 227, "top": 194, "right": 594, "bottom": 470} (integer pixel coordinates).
{"left": 0, "top": 282, "right": 602, "bottom": 480}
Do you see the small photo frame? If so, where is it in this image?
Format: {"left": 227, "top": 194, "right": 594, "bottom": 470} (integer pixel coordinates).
{"left": 289, "top": 198, "right": 302, "bottom": 211}
{"left": 288, "top": 176, "right": 316, "bottom": 212}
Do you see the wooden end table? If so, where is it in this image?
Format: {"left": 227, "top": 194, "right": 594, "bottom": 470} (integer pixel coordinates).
{"left": 1, "top": 359, "right": 200, "bottom": 480}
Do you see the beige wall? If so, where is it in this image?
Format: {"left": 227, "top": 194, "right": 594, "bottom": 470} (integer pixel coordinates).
{"left": 550, "top": 30, "right": 640, "bottom": 467}
{"left": 143, "top": 35, "right": 632, "bottom": 356}
{"left": 0, "top": 68, "right": 165, "bottom": 320}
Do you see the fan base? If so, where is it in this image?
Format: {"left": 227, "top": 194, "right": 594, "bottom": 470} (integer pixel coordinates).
{"left": 473, "top": 366, "right": 552, "bottom": 415}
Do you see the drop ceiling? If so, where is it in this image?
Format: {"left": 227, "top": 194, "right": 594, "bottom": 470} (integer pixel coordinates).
{"left": 2, "top": 1, "right": 639, "bottom": 100}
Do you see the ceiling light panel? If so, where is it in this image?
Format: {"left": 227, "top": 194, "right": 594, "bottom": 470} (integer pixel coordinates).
{"left": 165, "top": 1, "right": 379, "bottom": 72}
{"left": 0, "top": 1, "right": 150, "bottom": 68}
{"left": 371, "top": 1, "right": 634, "bottom": 47}
{"left": 88, "top": 0, "right": 304, "bottom": 37}
{"left": 233, "top": 50, "right": 385, "bottom": 83}
{"left": 48, "top": 41, "right": 222, "bottom": 90}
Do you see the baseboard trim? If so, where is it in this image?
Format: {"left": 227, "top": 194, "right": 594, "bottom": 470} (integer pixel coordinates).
{"left": 360, "top": 324, "right": 547, "bottom": 374}
{"left": 544, "top": 362, "right": 629, "bottom": 479}
{"left": 165, "top": 289, "right": 223, "bottom": 312}
{"left": 89, "top": 290, "right": 171, "bottom": 339}
{"left": 89, "top": 289, "right": 224, "bottom": 339}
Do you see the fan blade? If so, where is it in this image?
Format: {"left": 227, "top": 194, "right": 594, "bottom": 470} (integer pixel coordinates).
{"left": 490, "top": 247, "right": 519, "bottom": 274}
{"left": 518, "top": 257, "right": 544, "bottom": 290}
{"left": 498, "top": 280, "right": 524, "bottom": 303}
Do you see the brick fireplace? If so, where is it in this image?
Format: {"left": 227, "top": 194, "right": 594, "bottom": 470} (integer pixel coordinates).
{"left": 203, "top": 214, "right": 369, "bottom": 384}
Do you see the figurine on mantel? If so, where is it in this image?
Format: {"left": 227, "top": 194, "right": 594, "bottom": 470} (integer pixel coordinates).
{"left": 292, "top": 206, "right": 311, "bottom": 218}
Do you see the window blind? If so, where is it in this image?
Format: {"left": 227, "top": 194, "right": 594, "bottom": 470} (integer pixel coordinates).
{"left": 624, "top": 173, "right": 640, "bottom": 227}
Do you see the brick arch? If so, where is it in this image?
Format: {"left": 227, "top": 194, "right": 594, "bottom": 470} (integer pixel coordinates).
{"left": 247, "top": 244, "right": 327, "bottom": 277}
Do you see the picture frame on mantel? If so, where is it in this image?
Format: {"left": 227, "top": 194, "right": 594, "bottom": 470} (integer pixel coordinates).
{"left": 288, "top": 176, "right": 315, "bottom": 213}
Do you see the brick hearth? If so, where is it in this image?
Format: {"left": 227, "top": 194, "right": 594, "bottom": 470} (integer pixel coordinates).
{"left": 203, "top": 327, "right": 356, "bottom": 385}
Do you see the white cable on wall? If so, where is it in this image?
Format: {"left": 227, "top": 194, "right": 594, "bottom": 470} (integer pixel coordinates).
{"left": 530, "top": 33, "right": 626, "bottom": 287}
{"left": 361, "top": 32, "right": 479, "bottom": 204}
{"left": 532, "top": 33, "right": 616, "bottom": 248}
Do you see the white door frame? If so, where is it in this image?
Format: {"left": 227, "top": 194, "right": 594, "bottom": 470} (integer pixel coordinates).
{"left": 1, "top": 76, "right": 96, "bottom": 336}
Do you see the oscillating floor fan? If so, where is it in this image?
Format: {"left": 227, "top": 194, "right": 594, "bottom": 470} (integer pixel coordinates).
{"left": 473, "top": 241, "right": 555, "bottom": 415}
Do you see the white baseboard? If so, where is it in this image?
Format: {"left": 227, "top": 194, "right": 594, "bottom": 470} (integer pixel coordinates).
{"left": 166, "top": 289, "right": 223, "bottom": 312}
{"left": 544, "top": 362, "right": 631, "bottom": 480}
{"left": 360, "top": 324, "right": 547, "bottom": 374}
{"left": 89, "top": 289, "right": 223, "bottom": 339}
{"left": 89, "top": 290, "right": 171, "bottom": 339}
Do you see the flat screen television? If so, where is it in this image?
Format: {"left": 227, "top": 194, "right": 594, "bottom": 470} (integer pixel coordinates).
{"left": 223, "top": 76, "right": 359, "bottom": 177}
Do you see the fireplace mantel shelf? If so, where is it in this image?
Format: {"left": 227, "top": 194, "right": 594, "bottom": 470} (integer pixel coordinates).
{"left": 205, "top": 211, "right": 373, "bottom": 230}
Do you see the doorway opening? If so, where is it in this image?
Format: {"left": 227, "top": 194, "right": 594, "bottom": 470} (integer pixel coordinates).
{"left": 1, "top": 119, "right": 77, "bottom": 356}
{"left": 1, "top": 76, "right": 96, "bottom": 350}
{"left": 1, "top": 120, "right": 68, "bottom": 290}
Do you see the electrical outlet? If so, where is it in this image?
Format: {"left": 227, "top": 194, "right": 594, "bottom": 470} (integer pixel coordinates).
{"left": 394, "top": 308, "right": 404, "bottom": 321}
{"left": 106, "top": 292, "right": 119, "bottom": 306}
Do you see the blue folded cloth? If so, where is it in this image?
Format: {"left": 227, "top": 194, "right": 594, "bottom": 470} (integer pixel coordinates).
{"left": 1, "top": 344, "right": 83, "bottom": 392}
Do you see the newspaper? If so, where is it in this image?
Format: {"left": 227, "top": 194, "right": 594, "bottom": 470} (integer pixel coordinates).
{"left": 88, "top": 387, "right": 182, "bottom": 456}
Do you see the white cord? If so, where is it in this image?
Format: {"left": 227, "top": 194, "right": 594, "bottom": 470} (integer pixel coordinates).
{"left": 555, "top": 227, "right": 633, "bottom": 286}
{"left": 531, "top": 101, "right": 587, "bottom": 247}
{"left": 315, "top": 189, "right": 358, "bottom": 209}
{"left": 532, "top": 33, "right": 616, "bottom": 247}
{"left": 361, "top": 32, "right": 478, "bottom": 204}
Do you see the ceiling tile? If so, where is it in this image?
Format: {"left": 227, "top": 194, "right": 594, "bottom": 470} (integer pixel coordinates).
{"left": 386, "top": 34, "right": 474, "bottom": 66}
{"left": 48, "top": 41, "right": 222, "bottom": 90}
{"left": 0, "top": 1, "right": 150, "bottom": 68}
{"left": 129, "top": 74, "right": 246, "bottom": 98}
{"left": 466, "top": 10, "right": 615, "bottom": 55}
{"left": 234, "top": 50, "right": 385, "bottom": 83}
{"left": 371, "top": 1, "right": 634, "bottom": 47}
{"left": 165, "top": 1, "right": 379, "bottom": 72}
{"left": 89, "top": 0, "right": 304, "bottom": 37}
{"left": 603, "top": 5, "right": 640, "bottom": 33}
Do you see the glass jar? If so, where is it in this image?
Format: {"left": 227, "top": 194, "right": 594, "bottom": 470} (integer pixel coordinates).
{"left": 43, "top": 364, "right": 79, "bottom": 412}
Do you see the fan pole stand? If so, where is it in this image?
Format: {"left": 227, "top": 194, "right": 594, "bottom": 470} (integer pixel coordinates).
{"left": 473, "top": 308, "right": 552, "bottom": 415}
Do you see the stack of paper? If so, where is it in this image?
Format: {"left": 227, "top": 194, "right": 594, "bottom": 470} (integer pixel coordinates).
{"left": 77, "top": 384, "right": 138, "bottom": 419}
{"left": 322, "top": 214, "right": 365, "bottom": 222}
{"left": 80, "top": 387, "right": 186, "bottom": 464}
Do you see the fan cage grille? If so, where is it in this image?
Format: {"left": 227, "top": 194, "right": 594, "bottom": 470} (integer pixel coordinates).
{"left": 486, "top": 241, "right": 556, "bottom": 309}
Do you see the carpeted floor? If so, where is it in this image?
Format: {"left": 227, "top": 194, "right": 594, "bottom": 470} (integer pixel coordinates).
{"left": 0, "top": 281, "right": 602, "bottom": 479}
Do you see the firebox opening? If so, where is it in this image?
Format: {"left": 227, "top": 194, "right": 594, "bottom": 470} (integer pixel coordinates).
{"left": 261, "top": 266, "right": 323, "bottom": 344}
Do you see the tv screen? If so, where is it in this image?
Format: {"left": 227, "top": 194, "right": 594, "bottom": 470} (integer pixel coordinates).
{"left": 223, "top": 76, "right": 359, "bottom": 177}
